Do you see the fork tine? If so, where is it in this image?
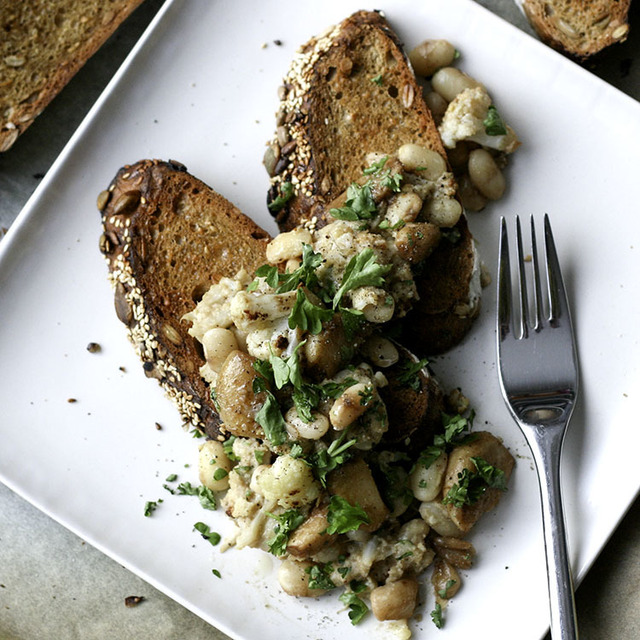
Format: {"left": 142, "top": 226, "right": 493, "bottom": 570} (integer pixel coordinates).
{"left": 530, "top": 216, "right": 544, "bottom": 331}
{"left": 543, "top": 214, "right": 570, "bottom": 326}
{"left": 497, "top": 217, "right": 512, "bottom": 339}
{"left": 515, "top": 216, "right": 528, "bottom": 338}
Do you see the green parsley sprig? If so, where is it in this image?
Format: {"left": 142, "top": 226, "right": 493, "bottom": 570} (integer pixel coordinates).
{"left": 333, "top": 248, "right": 392, "bottom": 309}
{"left": 483, "top": 105, "right": 507, "bottom": 136}
{"left": 267, "top": 509, "right": 305, "bottom": 556}
{"left": 326, "top": 495, "right": 370, "bottom": 534}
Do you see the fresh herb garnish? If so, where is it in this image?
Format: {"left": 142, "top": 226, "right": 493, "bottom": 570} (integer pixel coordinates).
{"left": 442, "top": 456, "right": 507, "bottom": 508}
{"left": 288, "top": 288, "right": 333, "bottom": 334}
{"left": 144, "top": 499, "right": 162, "bottom": 517}
{"left": 329, "top": 182, "right": 377, "bottom": 221}
{"left": 194, "top": 522, "right": 221, "bottom": 546}
{"left": 333, "top": 248, "right": 392, "bottom": 309}
{"left": 267, "top": 181, "right": 294, "bottom": 212}
{"left": 431, "top": 602, "right": 444, "bottom": 628}
{"left": 438, "top": 579, "right": 457, "bottom": 599}
{"left": 255, "top": 392, "right": 288, "bottom": 446}
{"left": 306, "top": 564, "right": 336, "bottom": 590}
{"left": 222, "top": 436, "right": 240, "bottom": 462}
{"left": 339, "top": 581, "right": 369, "bottom": 624}
{"left": 252, "top": 244, "right": 323, "bottom": 294}
{"left": 326, "top": 495, "right": 370, "bottom": 534}
{"left": 370, "top": 74, "right": 383, "bottom": 86}
{"left": 395, "top": 356, "right": 429, "bottom": 391}
{"left": 170, "top": 481, "right": 217, "bottom": 510}
{"left": 309, "top": 432, "right": 357, "bottom": 486}
{"left": 267, "top": 509, "right": 306, "bottom": 556}
{"left": 483, "top": 105, "right": 507, "bottom": 136}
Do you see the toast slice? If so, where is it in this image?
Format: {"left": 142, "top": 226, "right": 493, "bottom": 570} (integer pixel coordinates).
{"left": 0, "top": 0, "right": 144, "bottom": 152}
{"left": 98, "top": 159, "right": 271, "bottom": 439}
{"left": 521, "top": 0, "right": 631, "bottom": 58}
{"left": 266, "top": 10, "right": 480, "bottom": 354}
{"left": 266, "top": 9, "right": 448, "bottom": 230}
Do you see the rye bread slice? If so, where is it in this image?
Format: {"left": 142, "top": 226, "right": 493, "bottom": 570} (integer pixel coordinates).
{"left": 266, "top": 9, "right": 447, "bottom": 231}
{"left": 98, "top": 159, "right": 271, "bottom": 439}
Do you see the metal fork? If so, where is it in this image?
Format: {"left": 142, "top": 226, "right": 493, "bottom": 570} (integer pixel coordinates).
{"left": 497, "top": 215, "right": 579, "bottom": 639}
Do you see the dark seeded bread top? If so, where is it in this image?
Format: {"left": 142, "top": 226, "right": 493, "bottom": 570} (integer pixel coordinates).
{"left": 0, "top": 0, "right": 143, "bottom": 151}
{"left": 267, "top": 10, "right": 447, "bottom": 231}
{"left": 99, "top": 159, "right": 271, "bottom": 438}
{"left": 522, "top": 0, "right": 631, "bottom": 58}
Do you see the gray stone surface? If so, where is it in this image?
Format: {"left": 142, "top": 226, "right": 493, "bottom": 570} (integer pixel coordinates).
{"left": 1, "top": 1, "right": 638, "bottom": 638}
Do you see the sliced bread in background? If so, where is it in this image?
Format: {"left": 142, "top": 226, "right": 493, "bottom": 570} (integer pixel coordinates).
{"left": 520, "top": 0, "right": 631, "bottom": 58}
{"left": 0, "top": 0, "right": 144, "bottom": 152}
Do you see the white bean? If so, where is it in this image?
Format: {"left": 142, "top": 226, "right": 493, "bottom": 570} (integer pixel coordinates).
{"left": 201, "top": 328, "right": 239, "bottom": 373}
{"left": 360, "top": 335, "right": 399, "bottom": 368}
{"left": 468, "top": 148, "right": 506, "bottom": 200}
{"left": 409, "top": 39, "right": 457, "bottom": 77}
{"left": 329, "top": 382, "right": 374, "bottom": 430}
{"left": 285, "top": 406, "right": 330, "bottom": 440}
{"left": 370, "top": 578, "right": 419, "bottom": 621}
{"left": 278, "top": 559, "right": 327, "bottom": 597}
{"left": 266, "top": 228, "right": 313, "bottom": 264}
{"left": 424, "top": 90, "right": 448, "bottom": 125}
{"left": 350, "top": 286, "right": 394, "bottom": 323}
{"left": 422, "top": 196, "right": 463, "bottom": 228}
{"left": 385, "top": 191, "right": 422, "bottom": 226}
{"left": 457, "top": 173, "right": 488, "bottom": 212}
{"left": 431, "top": 67, "right": 482, "bottom": 102}
{"left": 419, "top": 500, "right": 464, "bottom": 538}
{"left": 397, "top": 143, "right": 447, "bottom": 179}
{"left": 409, "top": 451, "right": 448, "bottom": 502}
{"left": 198, "top": 440, "right": 232, "bottom": 491}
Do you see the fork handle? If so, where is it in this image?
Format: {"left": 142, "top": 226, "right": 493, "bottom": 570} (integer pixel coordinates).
{"left": 525, "top": 424, "right": 579, "bottom": 640}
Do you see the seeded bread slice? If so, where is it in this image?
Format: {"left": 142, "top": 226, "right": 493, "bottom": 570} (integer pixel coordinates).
{"left": 98, "top": 159, "right": 271, "bottom": 439}
{"left": 266, "top": 9, "right": 448, "bottom": 230}
{"left": 266, "top": 10, "right": 479, "bottom": 354}
{"left": 521, "top": 0, "right": 631, "bottom": 58}
{"left": 0, "top": 0, "right": 144, "bottom": 152}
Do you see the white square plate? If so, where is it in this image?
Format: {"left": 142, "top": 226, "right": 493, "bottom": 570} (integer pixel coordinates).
{"left": 1, "top": 1, "right": 639, "bottom": 638}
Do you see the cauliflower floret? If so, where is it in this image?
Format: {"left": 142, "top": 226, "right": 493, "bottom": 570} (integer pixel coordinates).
{"left": 251, "top": 454, "right": 320, "bottom": 509}
{"left": 439, "top": 87, "right": 520, "bottom": 152}
{"left": 184, "top": 269, "right": 252, "bottom": 340}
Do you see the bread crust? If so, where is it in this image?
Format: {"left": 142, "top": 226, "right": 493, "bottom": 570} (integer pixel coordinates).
{"left": 99, "top": 159, "right": 271, "bottom": 438}
{"left": 522, "top": 0, "right": 631, "bottom": 58}
{"left": 0, "top": 0, "right": 144, "bottom": 152}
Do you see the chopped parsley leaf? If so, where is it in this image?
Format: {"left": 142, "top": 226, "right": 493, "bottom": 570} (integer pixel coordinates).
{"left": 483, "top": 105, "right": 507, "bottom": 136}
{"left": 326, "top": 495, "right": 370, "bottom": 534}
{"left": 267, "top": 181, "right": 294, "bottom": 212}
{"left": 308, "top": 431, "right": 357, "bottom": 486}
{"left": 267, "top": 509, "right": 305, "bottom": 556}
{"left": 395, "top": 356, "right": 429, "bottom": 390}
{"left": 431, "top": 602, "right": 444, "bottom": 628}
{"left": 255, "top": 392, "right": 288, "bottom": 446}
{"left": 288, "top": 288, "right": 334, "bottom": 334}
{"left": 144, "top": 499, "right": 162, "bottom": 517}
{"left": 306, "top": 564, "right": 336, "bottom": 590}
{"left": 329, "top": 182, "right": 377, "bottom": 221}
{"left": 172, "top": 482, "right": 217, "bottom": 510}
{"left": 442, "top": 456, "right": 507, "bottom": 508}
{"left": 333, "top": 248, "right": 392, "bottom": 309}
{"left": 370, "top": 74, "right": 383, "bottom": 86}
{"left": 339, "top": 582, "right": 369, "bottom": 624}
{"left": 194, "top": 522, "right": 221, "bottom": 546}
